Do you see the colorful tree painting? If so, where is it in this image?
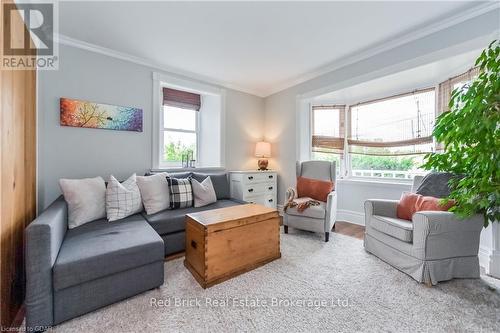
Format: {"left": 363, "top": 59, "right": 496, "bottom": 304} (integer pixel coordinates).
{"left": 60, "top": 98, "right": 143, "bottom": 132}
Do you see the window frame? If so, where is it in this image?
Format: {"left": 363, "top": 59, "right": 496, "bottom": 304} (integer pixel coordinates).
{"left": 309, "top": 104, "right": 347, "bottom": 177}
{"left": 160, "top": 105, "right": 200, "bottom": 168}
{"left": 310, "top": 89, "right": 435, "bottom": 182}
{"left": 152, "top": 72, "right": 226, "bottom": 171}
{"left": 307, "top": 67, "right": 478, "bottom": 183}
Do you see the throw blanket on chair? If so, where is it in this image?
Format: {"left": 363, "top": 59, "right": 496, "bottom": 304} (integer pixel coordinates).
{"left": 284, "top": 187, "right": 320, "bottom": 213}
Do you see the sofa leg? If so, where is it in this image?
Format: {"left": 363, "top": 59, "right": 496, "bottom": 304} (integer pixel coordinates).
{"left": 325, "top": 232, "right": 329, "bottom": 242}
{"left": 284, "top": 225, "right": 288, "bottom": 234}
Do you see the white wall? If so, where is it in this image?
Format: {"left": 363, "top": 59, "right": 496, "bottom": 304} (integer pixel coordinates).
{"left": 199, "top": 94, "right": 222, "bottom": 167}
{"left": 38, "top": 44, "right": 264, "bottom": 209}
{"left": 336, "top": 180, "right": 411, "bottom": 225}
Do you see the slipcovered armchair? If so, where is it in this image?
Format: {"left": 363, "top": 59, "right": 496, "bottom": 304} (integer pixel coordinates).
{"left": 364, "top": 176, "right": 483, "bottom": 285}
{"left": 283, "top": 161, "right": 337, "bottom": 242}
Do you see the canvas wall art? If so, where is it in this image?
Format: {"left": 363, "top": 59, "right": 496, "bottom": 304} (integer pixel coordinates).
{"left": 60, "top": 98, "right": 143, "bottom": 132}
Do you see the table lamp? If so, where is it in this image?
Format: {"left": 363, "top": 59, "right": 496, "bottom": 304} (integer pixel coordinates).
{"left": 255, "top": 141, "right": 271, "bottom": 170}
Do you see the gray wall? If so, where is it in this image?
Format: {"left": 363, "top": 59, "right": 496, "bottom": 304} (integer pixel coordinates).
{"left": 38, "top": 45, "right": 264, "bottom": 209}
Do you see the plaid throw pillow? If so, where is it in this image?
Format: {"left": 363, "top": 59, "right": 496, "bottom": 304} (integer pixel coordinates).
{"left": 166, "top": 177, "right": 193, "bottom": 209}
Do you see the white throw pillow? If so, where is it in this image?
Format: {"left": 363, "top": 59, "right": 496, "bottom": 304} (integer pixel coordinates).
{"left": 59, "top": 176, "right": 106, "bottom": 229}
{"left": 191, "top": 176, "right": 217, "bottom": 208}
{"left": 106, "top": 174, "right": 143, "bottom": 221}
{"left": 136, "top": 172, "right": 170, "bottom": 215}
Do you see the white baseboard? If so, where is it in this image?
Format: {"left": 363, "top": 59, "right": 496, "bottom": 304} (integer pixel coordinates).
{"left": 336, "top": 209, "right": 365, "bottom": 226}
{"left": 489, "top": 251, "right": 500, "bottom": 278}
{"left": 479, "top": 246, "right": 492, "bottom": 273}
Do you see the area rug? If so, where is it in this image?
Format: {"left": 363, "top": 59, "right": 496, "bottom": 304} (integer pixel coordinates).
{"left": 49, "top": 230, "right": 500, "bottom": 332}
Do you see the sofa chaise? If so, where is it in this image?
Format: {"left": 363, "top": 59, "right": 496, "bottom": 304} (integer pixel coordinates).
{"left": 25, "top": 171, "right": 242, "bottom": 331}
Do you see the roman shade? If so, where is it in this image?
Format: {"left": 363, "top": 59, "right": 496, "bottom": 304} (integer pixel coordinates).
{"left": 163, "top": 87, "right": 201, "bottom": 111}
{"left": 437, "top": 67, "right": 479, "bottom": 116}
{"left": 311, "top": 105, "right": 345, "bottom": 155}
{"left": 348, "top": 88, "right": 435, "bottom": 156}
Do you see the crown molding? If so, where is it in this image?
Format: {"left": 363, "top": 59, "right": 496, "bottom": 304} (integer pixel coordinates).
{"left": 56, "top": 1, "right": 498, "bottom": 98}
{"left": 56, "top": 34, "right": 267, "bottom": 98}
{"left": 265, "top": 1, "right": 500, "bottom": 97}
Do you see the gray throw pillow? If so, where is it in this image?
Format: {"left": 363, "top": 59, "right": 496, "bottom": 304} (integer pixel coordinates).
{"left": 191, "top": 176, "right": 217, "bottom": 207}
{"left": 191, "top": 172, "right": 229, "bottom": 199}
{"left": 416, "top": 172, "right": 455, "bottom": 197}
{"left": 59, "top": 176, "right": 106, "bottom": 229}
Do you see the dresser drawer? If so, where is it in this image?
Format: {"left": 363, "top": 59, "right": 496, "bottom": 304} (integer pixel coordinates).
{"left": 245, "top": 194, "right": 276, "bottom": 208}
{"left": 243, "top": 173, "right": 276, "bottom": 185}
{"left": 242, "top": 183, "right": 276, "bottom": 197}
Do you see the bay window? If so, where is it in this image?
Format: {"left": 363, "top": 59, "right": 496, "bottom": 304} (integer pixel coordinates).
{"left": 348, "top": 88, "right": 435, "bottom": 179}
{"left": 309, "top": 67, "right": 479, "bottom": 180}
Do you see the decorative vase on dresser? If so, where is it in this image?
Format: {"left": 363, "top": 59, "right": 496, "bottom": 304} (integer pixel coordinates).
{"left": 229, "top": 171, "right": 277, "bottom": 209}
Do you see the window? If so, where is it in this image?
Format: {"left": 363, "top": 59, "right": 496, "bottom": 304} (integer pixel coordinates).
{"left": 311, "top": 105, "right": 345, "bottom": 174}
{"left": 348, "top": 89, "right": 435, "bottom": 179}
{"left": 163, "top": 106, "right": 198, "bottom": 166}
{"left": 161, "top": 87, "right": 201, "bottom": 167}
{"left": 153, "top": 73, "right": 224, "bottom": 170}
{"left": 308, "top": 67, "right": 480, "bottom": 181}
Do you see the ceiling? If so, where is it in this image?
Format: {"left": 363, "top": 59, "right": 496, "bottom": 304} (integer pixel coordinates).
{"left": 313, "top": 49, "right": 481, "bottom": 104}
{"left": 58, "top": 1, "right": 487, "bottom": 97}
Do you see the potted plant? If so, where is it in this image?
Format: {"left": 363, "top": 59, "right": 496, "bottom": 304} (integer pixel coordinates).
{"left": 422, "top": 40, "right": 499, "bottom": 226}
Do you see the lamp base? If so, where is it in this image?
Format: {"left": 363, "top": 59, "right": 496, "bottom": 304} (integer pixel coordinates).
{"left": 257, "top": 159, "right": 269, "bottom": 171}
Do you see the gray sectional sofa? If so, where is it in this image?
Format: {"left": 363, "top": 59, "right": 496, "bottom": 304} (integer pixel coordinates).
{"left": 25, "top": 171, "right": 242, "bottom": 331}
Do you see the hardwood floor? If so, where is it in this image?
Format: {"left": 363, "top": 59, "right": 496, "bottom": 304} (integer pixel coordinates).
{"left": 333, "top": 221, "right": 365, "bottom": 240}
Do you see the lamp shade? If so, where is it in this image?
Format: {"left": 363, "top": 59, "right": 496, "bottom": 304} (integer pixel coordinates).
{"left": 255, "top": 141, "right": 271, "bottom": 158}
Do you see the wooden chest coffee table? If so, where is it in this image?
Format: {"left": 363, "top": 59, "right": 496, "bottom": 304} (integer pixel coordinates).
{"left": 184, "top": 204, "right": 281, "bottom": 288}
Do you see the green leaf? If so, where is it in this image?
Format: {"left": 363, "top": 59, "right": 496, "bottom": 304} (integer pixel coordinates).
{"left": 423, "top": 40, "right": 500, "bottom": 227}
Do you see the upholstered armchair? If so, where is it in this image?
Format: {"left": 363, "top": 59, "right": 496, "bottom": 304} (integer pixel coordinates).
{"left": 283, "top": 161, "right": 337, "bottom": 242}
{"left": 364, "top": 176, "right": 484, "bottom": 285}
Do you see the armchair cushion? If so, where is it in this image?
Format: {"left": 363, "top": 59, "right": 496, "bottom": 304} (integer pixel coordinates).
{"left": 397, "top": 192, "right": 454, "bottom": 221}
{"left": 285, "top": 197, "right": 326, "bottom": 219}
{"left": 415, "top": 172, "right": 455, "bottom": 197}
{"left": 296, "top": 176, "right": 333, "bottom": 202}
{"left": 371, "top": 215, "right": 413, "bottom": 242}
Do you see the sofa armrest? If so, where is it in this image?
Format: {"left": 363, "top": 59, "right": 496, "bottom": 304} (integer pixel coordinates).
{"left": 412, "top": 211, "right": 483, "bottom": 260}
{"left": 325, "top": 191, "right": 337, "bottom": 232}
{"left": 364, "top": 199, "right": 399, "bottom": 218}
{"left": 25, "top": 196, "right": 68, "bottom": 329}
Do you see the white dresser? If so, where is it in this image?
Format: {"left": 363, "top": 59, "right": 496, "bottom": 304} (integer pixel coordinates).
{"left": 229, "top": 171, "right": 277, "bottom": 209}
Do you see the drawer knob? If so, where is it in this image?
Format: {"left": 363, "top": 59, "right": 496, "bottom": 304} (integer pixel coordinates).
{"left": 248, "top": 188, "right": 254, "bottom": 192}
{"left": 268, "top": 186, "right": 273, "bottom": 190}
{"left": 268, "top": 175, "right": 273, "bottom": 179}
{"left": 248, "top": 176, "right": 254, "bottom": 180}
{"left": 191, "top": 240, "right": 197, "bottom": 249}
{"left": 268, "top": 199, "right": 273, "bottom": 202}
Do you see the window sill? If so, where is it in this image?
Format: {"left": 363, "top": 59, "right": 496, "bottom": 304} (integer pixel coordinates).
{"left": 337, "top": 178, "right": 412, "bottom": 188}
{"left": 151, "top": 166, "right": 225, "bottom": 173}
